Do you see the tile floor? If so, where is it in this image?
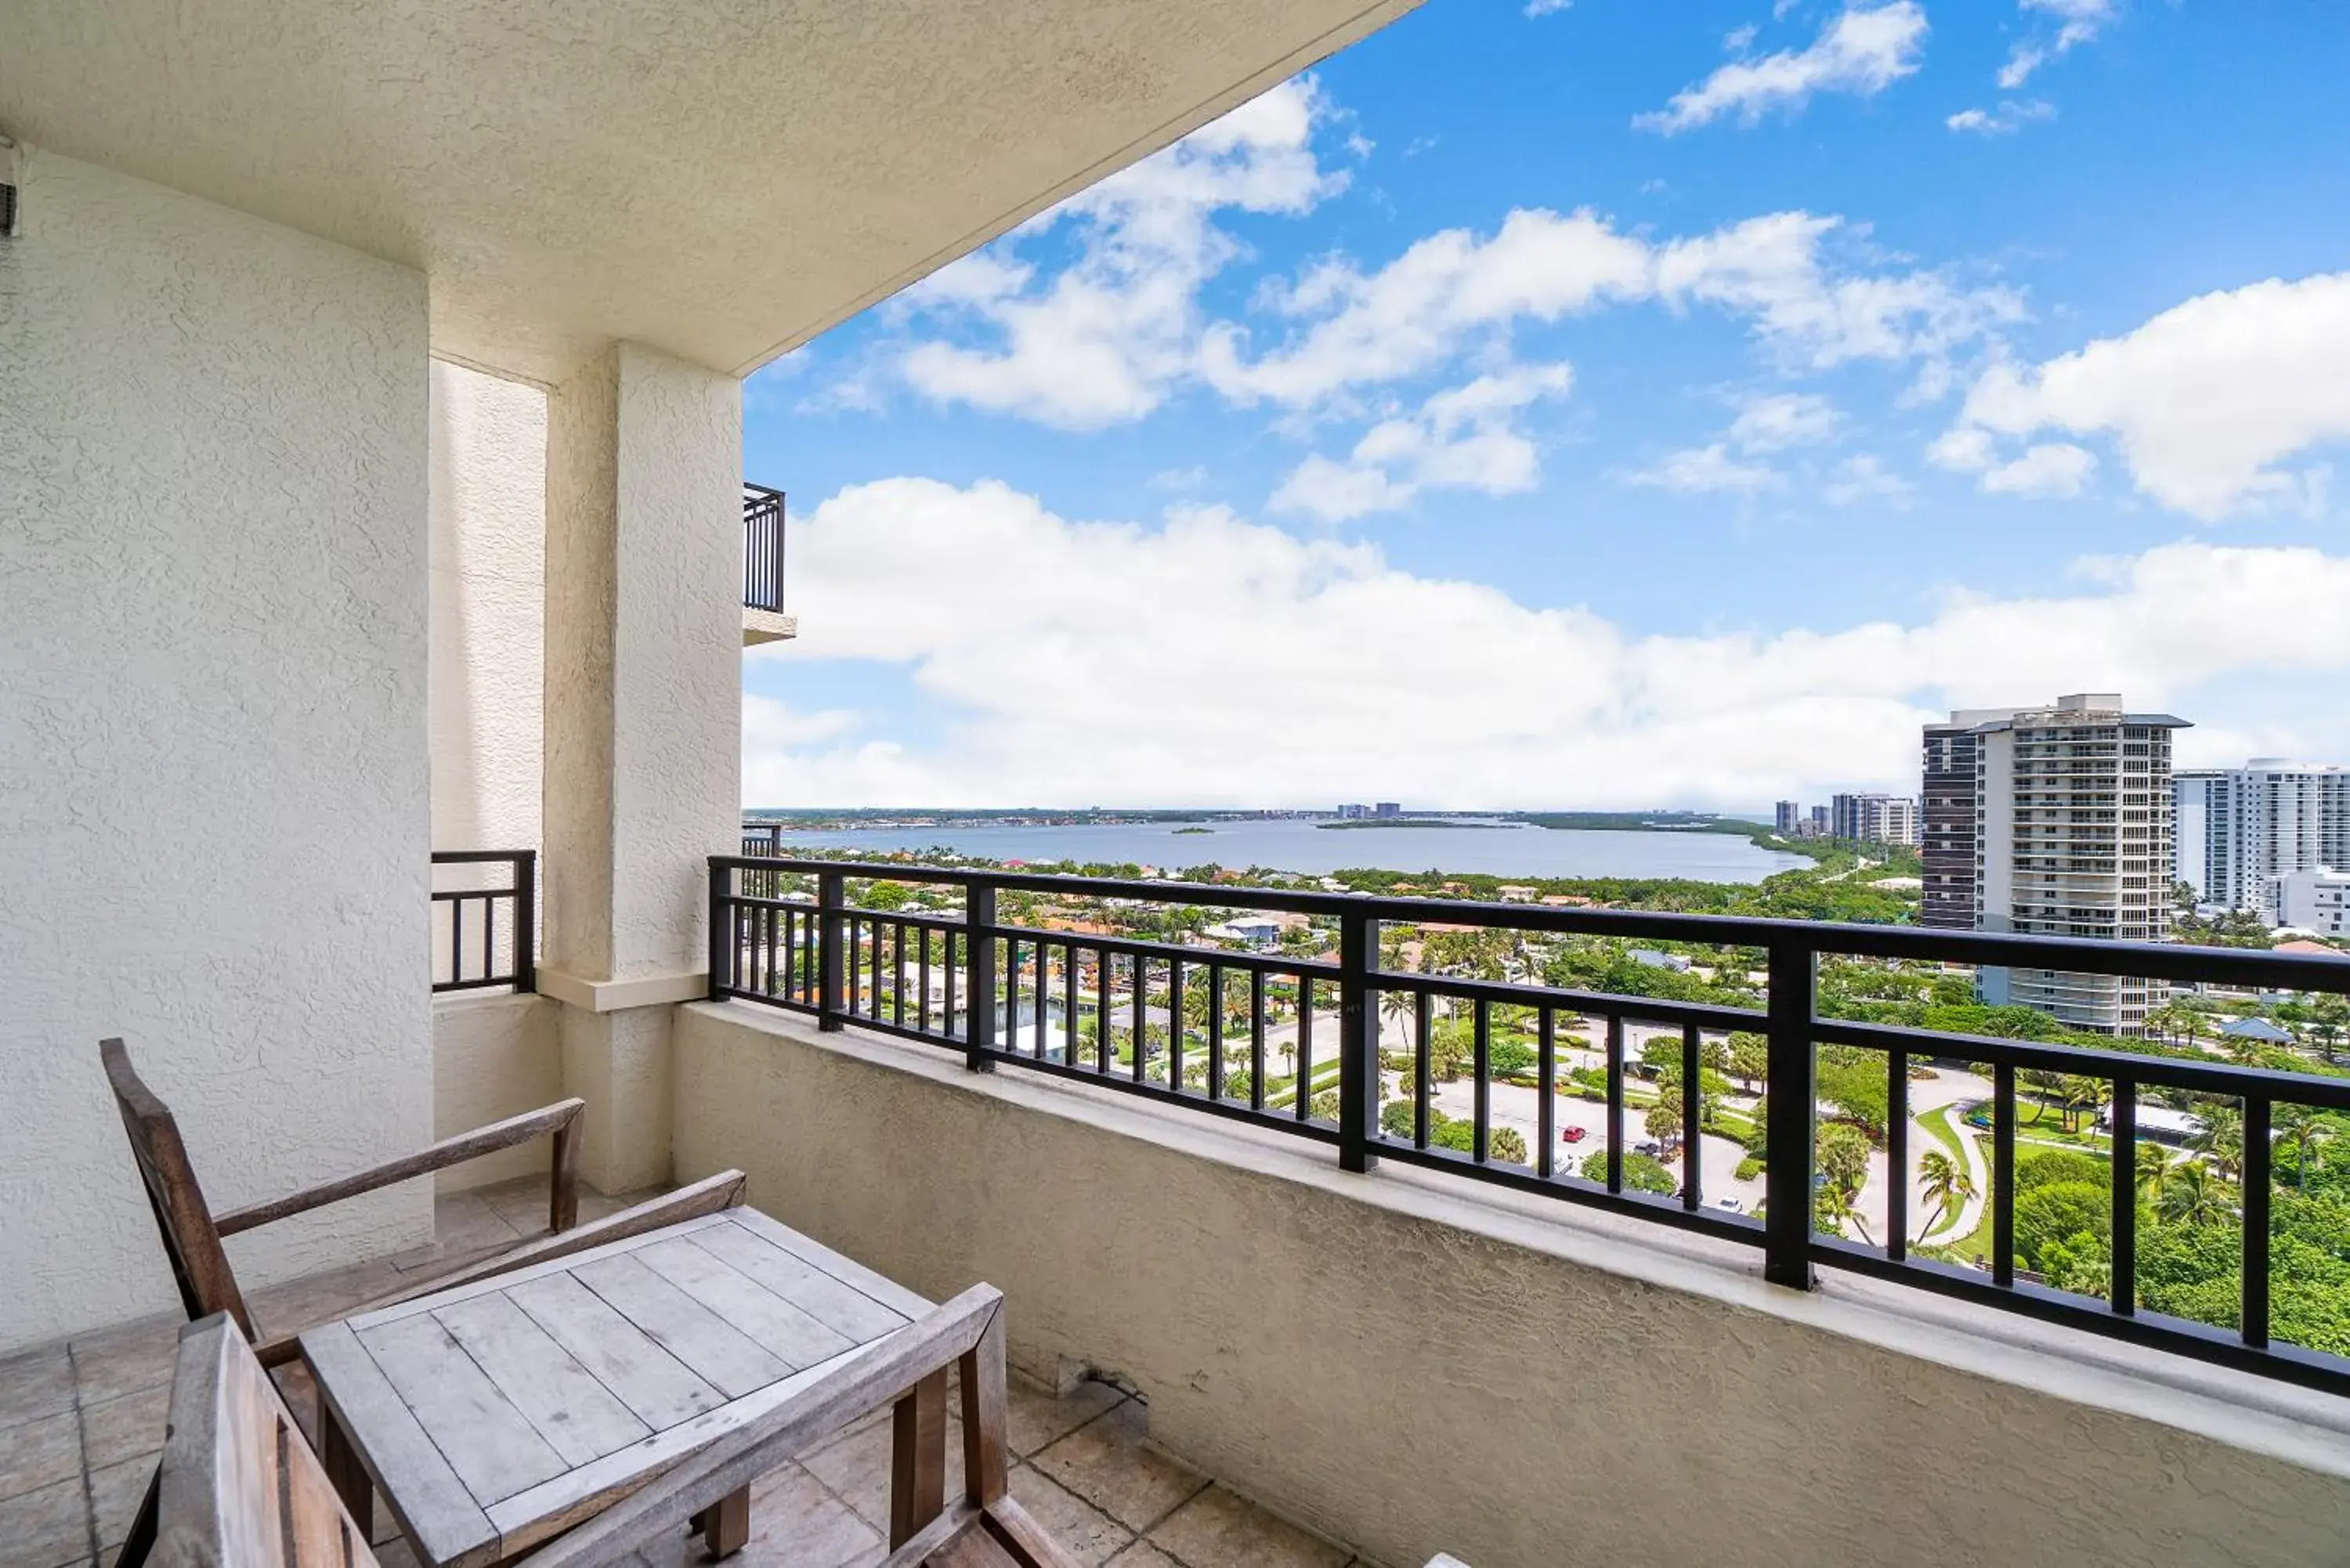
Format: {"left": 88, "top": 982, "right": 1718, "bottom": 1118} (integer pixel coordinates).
{"left": 0, "top": 1177, "right": 1381, "bottom": 1568}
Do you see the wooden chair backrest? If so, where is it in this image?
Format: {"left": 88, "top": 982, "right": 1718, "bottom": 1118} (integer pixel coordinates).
{"left": 148, "top": 1314, "right": 380, "bottom": 1568}
{"left": 100, "top": 1039, "right": 255, "bottom": 1339}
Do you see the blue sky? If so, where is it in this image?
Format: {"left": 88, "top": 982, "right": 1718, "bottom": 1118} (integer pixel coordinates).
{"left": 743, "top": 0, "right": 2350, "bottom": 811}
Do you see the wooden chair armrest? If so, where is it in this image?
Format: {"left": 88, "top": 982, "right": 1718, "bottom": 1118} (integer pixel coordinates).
{"left": 215, "top": 1100, "right": 584, "bottom": 1237}
{"left": 515, "top": 1286, "right": 1009, "bottom": 1568}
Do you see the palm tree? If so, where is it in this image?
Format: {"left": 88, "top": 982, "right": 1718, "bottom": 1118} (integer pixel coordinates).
{"left": 2135, "top": 1140, "right": 2173, "bottom": 1195}
{"left": 2217, "top": 1029, "right": 2265, "bottom": 1067}
{"left": 2059, "top": 1075, "right": 2108, "bottom": 1135}
{"left": 2193, "top": 1107, "right": 2245, "bottom": 1183}
{"left": 1918, "top": 1149, "right": 1974, "bottom": 1240}
{"left": 2276, "top": 1104, "right": 2334, "bottom": 1190}
{"left": 2158, "top": 1162, "right": 2232, "bottom": 1228}
{"left": 1379, "top": 987, "right": 1416, "bottom": 1052}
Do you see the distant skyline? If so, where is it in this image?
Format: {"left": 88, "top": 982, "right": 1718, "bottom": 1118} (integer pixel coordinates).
{"left": 743, "top": 1, "right": 2350, "bottom": 810}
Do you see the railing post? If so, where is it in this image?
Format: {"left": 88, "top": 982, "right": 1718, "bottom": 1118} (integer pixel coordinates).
{"left": 515, "top": 850, "right": 537, "bottom": 995}
{"left": 966, "top": 880, "right": 997, "bottom": 1071}
{"left": 705, "top": 856, "right": 726, "bottom": 1001}
{"left": 1338, "top": 909, "right": 1379, "bottom": 1174}
{"left": 818, "top": 871, "right": 846, "bottom": 1032}
{"left": 1763, "top": 938, "right": 1817, "bottom": 1290}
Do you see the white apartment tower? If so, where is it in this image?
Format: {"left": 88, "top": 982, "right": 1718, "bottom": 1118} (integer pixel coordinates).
{"left": 1972, "top": 694, "right": 2188, "bottom": 1035}
{"left": 1830, "top": 793, "right": 1919, "bottom": 847}
{"left": 2175, "top": 761, "right": 2350, "bottom": 919}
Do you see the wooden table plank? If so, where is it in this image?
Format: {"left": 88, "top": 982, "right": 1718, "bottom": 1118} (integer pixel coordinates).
{"left": 689, "top": 1217, "right": 912, "bottom": 1342}
{"left": 634, "top": 1236, "right": 859, "bottom": 1371}
{"left": 571, "top": 1251, "right": 795, "bottom": 1398}
{"left": 432, "top": 1292, "right": 653, "bottom": 1467}
{"left": 504, "top": 1270, "right": 728, "bottom": 1431}
{"left": 342, "top": 1211, "right": 736, "bottom": 1331}
{"left": 355, "top": 1314, "right": 569, "bottom": 1507}
{"left": 300, "top": 1321, "right": 497, "bottom": 1568}
{"left": 726, "top": 1206, "right": 937, "bottom": 1320}
{"left": 483, "top": 1346, "right": 868, "bottom": 1555}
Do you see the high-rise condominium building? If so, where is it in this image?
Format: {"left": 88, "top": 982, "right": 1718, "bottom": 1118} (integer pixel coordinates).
{"left": 1921, "top": 712, "right": 2012, "bottom": 930}
{"left": 1775, "top": 800, "right": 1802, "bottom": 836}
{"left": 2174, "top": 761, "right": 2350, "bottom": 919}
{"left": 1970, "top": 694, "right": 2187, "bottom": 1035}
{"left": 1830, "top": 793, "right": 1918, "bottom": 847}
{"left": 2269, "top": 869, "right": 2350, "bottom": 938}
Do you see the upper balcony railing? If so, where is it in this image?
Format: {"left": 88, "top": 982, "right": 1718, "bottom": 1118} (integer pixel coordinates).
{"left": 430, "top": 850, "right": 536, "bottom": 992}
{"left": 710, "top": 852, "right": 2350, "bottom": 1400}
{"left": 743, "top": 483, "right": 786, "bottom": 613}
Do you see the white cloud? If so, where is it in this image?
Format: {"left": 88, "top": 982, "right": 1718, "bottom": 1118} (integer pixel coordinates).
{"left": 1622, "top": 443, "right": 1785, "bottom": 496}
{"left": 2000, "top": 0, "right": 2114, "bottom": 87}
{"left": 1619, "top": 391, "right": 1844, "bottom": 497}
{"left": 1947, "top": 100, "right": 2056, "bottom": 135}
{"left": 1272, "top": 365, "right": 1574, "bottom": 521}
{"left": 894, "top": 78, "right": 1345, "bottom": 428}
{"left": 1202, "top": 208, "right": 1650, "bottom": 407}
{"left": 1724, "top": 24, "right": 1760, "bottom": 52}
{"left": 1651, "top": 212, "right": 2026, "bottom": 377}
{"left": 1635, "top": 3, "right": 1928, "bottom": 135}
{"left": 1980, "top": 442, "right": 2097, "bottom": 497}
{"left": 1926, "top": 426, "right": 1996, "bottom": 471}
{"left": 743, "top": 695, "right": 862, "bottom": 749}
{"left": 1204, "top": 208, "right": 2020, "bottom": 409}
{"left": 1524, "top": 0, "right": 1571, "bottom": 14}
{"left": 1268, "top": 457, "right": 1417, "bottom": 523}
{"left": 1729, "top": 392, "right": 1844, "bottom": 451}
{"left": 1824, "top": 453, "right": 1917, "bottom": 506}
{"left": 1943, "top": 271, "right": 2350, "bottom": 518}
{"left": 748, "top": 477, "right": 2350, "bottom": 807}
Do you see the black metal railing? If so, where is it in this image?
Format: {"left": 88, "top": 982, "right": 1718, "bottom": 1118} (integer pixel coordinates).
{"left": 743, "top": 483, "right": 786, "bottom": 613}
{"left": 707, "top": 855, "right": 2350, "bottom": 1398}
{"left": 431, "top": 851, "right": 537, "bottom": 992}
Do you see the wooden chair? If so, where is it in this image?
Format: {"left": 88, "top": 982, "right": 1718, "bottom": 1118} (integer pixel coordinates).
{"left": 102, "top": 1037, "right": 748, "bottom": 1367}
{"left": 128, "top": 1299, "right": 1079, "bottom": 1567}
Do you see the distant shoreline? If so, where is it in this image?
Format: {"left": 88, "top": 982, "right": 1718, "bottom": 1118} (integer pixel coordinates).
{"left": 1315, "top": 819, "right": 1517, "bottom": 830}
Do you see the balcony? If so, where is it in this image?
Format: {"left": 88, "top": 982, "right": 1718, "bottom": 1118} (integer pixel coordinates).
{"left": 0, "top": 1176, "right": 1365, "bottom": 1567}
{"left": 742, "top": 482, "right": 797, "bottom": 647}
{"left": 16, "top": 1, "right": 2350, "bottom": 1561}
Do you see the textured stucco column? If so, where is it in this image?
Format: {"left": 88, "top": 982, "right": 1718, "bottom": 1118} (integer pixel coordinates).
{"left": 542, "top": 342, "right": 741, "bottom": 1191}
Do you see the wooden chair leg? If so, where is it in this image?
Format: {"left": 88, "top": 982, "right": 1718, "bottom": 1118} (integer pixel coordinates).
{"left": 696, "top": 1486, "right": 750, "bottom": 1559}
{"left": 888, "top": 1369, "right": 949, "bottom": 1548}
{"left": 318, "top": 1402, "right": 374, "bottom": 1541}
{"left": 548, "top": 1115, "right": 580, "bottom": 1233}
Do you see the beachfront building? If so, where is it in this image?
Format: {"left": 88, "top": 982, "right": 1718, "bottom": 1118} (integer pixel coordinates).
{"left": 1775, "top": 800, "right": 1802, "bottom": 836}
{"left": 1971, "top": 695, "right": 2187, "bottom": 1034}
{"left": 2175, "top": 761, "right": 2350, "bottom": 919}
{"left": 1830, "top": 793, "right": 1919, "bottom": 848}
{"left": 2270, "top": 869, "right": 2350, "bottom": 938}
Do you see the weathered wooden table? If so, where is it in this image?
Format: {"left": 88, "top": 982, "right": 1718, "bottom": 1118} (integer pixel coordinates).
{"left": 300, "top": 1205, "right": 932, "bottom": 1568}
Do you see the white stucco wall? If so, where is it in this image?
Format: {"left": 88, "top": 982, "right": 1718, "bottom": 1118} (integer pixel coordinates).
{"left": 429, "top": 360, "right": 547, "bottom": 857}
{"left": 674, "top": 1004, "right": 2350, "bottom": 1568}
{"left": 432, "top": 992, "right": 563, "bottom": 1193}
{"left": 0, "top": 150, "right": 434, "bottom": 1352}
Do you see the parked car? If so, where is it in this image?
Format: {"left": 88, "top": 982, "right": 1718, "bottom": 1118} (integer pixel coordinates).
{"left": 1715, "top": 1196, "right": 1743, "bottom": 1213}
{"left": 1635, "top": 1140, "right": 1662, "bottom": 1158}
{"left": 1561, "top": 1125, "right": 1588, "bottom": 1143}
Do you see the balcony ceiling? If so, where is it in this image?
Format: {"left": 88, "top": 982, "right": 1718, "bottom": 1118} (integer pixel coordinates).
{"left": 0, "top": 0, "right": 1417, "bottom": 385}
